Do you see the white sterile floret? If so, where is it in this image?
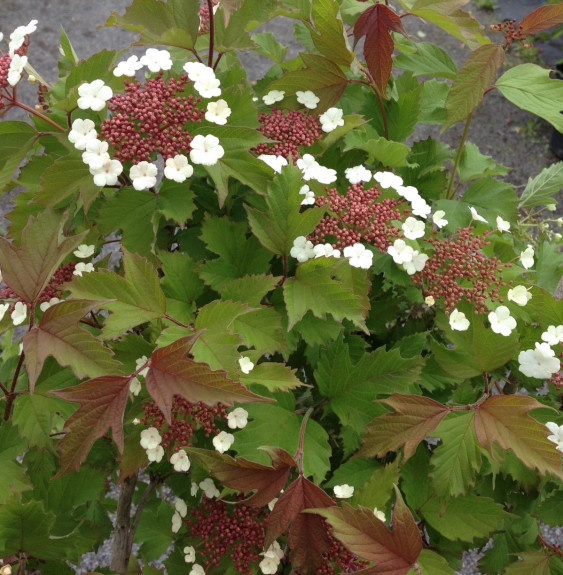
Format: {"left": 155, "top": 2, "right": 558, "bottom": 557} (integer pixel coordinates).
{"left": 175, "top": 498, "right": 188, "bottom": 518}
{"left": 213, "top": 431, "right": 235, "bottom": 453}
{"left": 546, "top": 422, "right": 563, "bottom": 453}
{"left": 314, "top": 243, "right": 341, "bottom": 259}
{"left": 11, "top": 302, "right": 27, "bottom": 326}
{"left": 171, "top": 511, "right": 182, "bottom": 533}
{"left": 541, "top": 325, "right": 563, "bottom": 347}
{"left": 402, "top": 217, "right": 425, "bottom": 240}
{"left": 39, "top": 297, "right": 60, "bottom": 312}
{"left": 164, "top": 154, "right": 193, "bottom": 182}
{"left": 290, "top": 236, "right": 315, "bottom": 263}
{"left": 375, "top": 171, "right": 403, "bottom": 191}
{"left": 518, "top": 342, "right": 560, "bottom": 379}
{"left": 469, "top": 206, "right": 487, "bottom": 223}
{"left": 343, "top": 243, "right": 373, "bottom": 269}
{"left": 184, "top": 546, "right": 196, "bottom": 563}
{"left": 135, "top": 356, "right": 149, "bottom": 378}
{"left": 488, "top": 306, "right": 517, "bottom": 337}
{"left": 140, "top": 48, "right": 172, "bottom": 72}
{"left": 170, "top": 449, "right": 191, "bottom": 472}
{"left": 77, "top": 79, "right": 113, "bottom": 112}
{"left": 9, "top": 19, "right": 38, "bottom": 54}
{"left": 129, "top": 377, "right": 141, "bottom": 396}
{"left": 319, "top": 107, "right": 344, "bottom": 133}
{"left": 147, "top": 445, "right": 164, "bottom": 462}
{"left": 82, "top": 139, "right": 110, "bottom": 170}
{"left": 432, "top": 210, "right": 448, "bottom": 228}
{"left": 258, "top": 154, "right": 287, "bottom": 173}
{"left": 262, "top": 90, "right": 285, "bottom": 105}
{"left": 425, "top": 295, "right": 435, "bottom": 307}
{"left": 199, "top": 477, "right": 220, "bottom": 498}
{"left": 91, "top": 159, "right": 123, "bottom": 187}
{"left": 130, "top": 161, "right": 158, "bottom": 190}
{"left": 333, "top": 484, "right": 354, "bottom": 499}
{"left": 344, "top": 165, "right": 372, "bottom": 185}
{"left": 74, "top": 245, "right": 95, "bottom": 260}
{"left": 189, "top": 134, "right": 224, "bottom": 166}
{"left": 73, "top": 262, "right": 95, "bottom": 277}
{"left": 299, "top": 185, "right": 315, "bottom": 206}
{"left": 191, "top": 481, "right": 199, "bottom": 496}
{"left": 68, "top": 118, "right": 98, "bottom": 150}
{"left": 520, "top": 244, "right": 535, "bottom": 269}
{"left": 496, "top": 216, "right": 511, "bottom": 233}
{"left": 7, "top": 54, "right": 28, "bottom": 86}
{"left": 449, "top": 309, "right": 470, "bottom": 331}
{"left": 259, "top": 542, "right": 284, "bottom": 574}
{"left": 140, "top": 427, "right": 162, "bottom": 450}
{"left": 113, "top": 55, "right": 143, "bottom": 77}
{"left": 239, "top": 356, "right": 254, "bottom": 374}
{"left": 184, "top": 62, "right": 215, "bottom": 82}
{"left": 227, "top": 407, "right": 249, "bottom": 430}
{"left": 190, "top": 564, "right": 205, "bottom": 575}
{"left": 296, "top": 90, "right": 319, "bottom": 109}
{"left": 194, "top": 75, "right": 221, "bottom": 98}
{"left": 411, "top": 196, "right": 431, "bottom": 219}
{"left": 373, "top": 508, "right": 386, "bottom": 522}
{"left": 402, "top": 251, "right": 428, "bottom": 275}
{"left": 387, "top": 239, "right": 414, "bottom": 265}
{"left": 0, "top": 303, "right": 9, "bottom": 322}
{"left": 205, "top": 99, "right": 231, "bottom": 125}
{"left": 507, "top": 285, "right": 532, "bottom": 306}
{"left": 296, "top": 154, "right": 336, "bottom": 184}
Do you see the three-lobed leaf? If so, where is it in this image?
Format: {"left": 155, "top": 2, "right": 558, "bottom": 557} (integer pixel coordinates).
{"left": 518, "top": 4, "right": 563, "bottom": 36}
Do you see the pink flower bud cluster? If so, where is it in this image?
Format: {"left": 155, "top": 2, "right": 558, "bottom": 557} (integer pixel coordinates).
{"left": 141, "top": 397, "right": 228, "bottom": 449}
{"left": 309, "top": 183, "right": 405, "bottom": 251}
{"left": 548, "top": 349, "right": 563, "bottom": 390}
{"left": 411, "top": 227, "right": 509, "bottom": 313}
{"left": 253, "top": 108, "right": 323, "bottom": 162}
{"left": 198, "top": 0, "right": 219, "bottom": 33}
{"left": 100, "top": 72, "right": 205, "bottom": 163}
{"left": 0, "top": 54, "right": 11, "bottom": 93}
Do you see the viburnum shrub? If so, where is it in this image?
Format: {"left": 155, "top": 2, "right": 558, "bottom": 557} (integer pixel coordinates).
{"left": 1, "top": 1, "right": 563, "bottom": 574}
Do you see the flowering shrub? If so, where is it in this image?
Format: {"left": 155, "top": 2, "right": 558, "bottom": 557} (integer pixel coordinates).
{"left": 0, "top": 1, "right": 562, "bottom": 574}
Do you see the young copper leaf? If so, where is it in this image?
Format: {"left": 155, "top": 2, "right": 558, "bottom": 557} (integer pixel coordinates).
{"left": 355, "top": 394, "right": 449, "bottom": 461}
{"left": 312, "top": 487, "right": 422, "bottom": 574}
{"left": 23, "top": 299, "right": 123, "bottom": 392}
{"left": 353, "top": 3, "right": 407, "bottom": 96}
{"left": 186, "top": 446, "right": 295, "bottom": 507}
{"left": 518, "top": 4, "right": 563, "bottom": 36}
{"left": 473, "top": 395, "right": 563, "bottom": 480}
{"left": 265, "top": 475, "right": 334, "bottom": 573}
{"left": 0, "top": 210, "right": 87, "bottom": 304}
{"left": 51, "top": 375, "right": 131, "bottom": 475}
{"left": 145, "top": 336, "right": 270, "bottom": 422}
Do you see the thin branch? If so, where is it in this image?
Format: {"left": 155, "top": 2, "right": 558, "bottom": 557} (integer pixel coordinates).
{"left": 207, "top": 0, "right": 215, "bottom": 68}
{"left": 446, "top": 111, "right": 473, "bottom": 200}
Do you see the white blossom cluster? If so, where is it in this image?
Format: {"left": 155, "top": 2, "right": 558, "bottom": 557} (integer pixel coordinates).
{"left": 259, "top": 541, "right": 284, "bottom": 574}
{"left": 546, "top": 422, "right": 563, "bottom": 454}
{"left": 0, "top": 20, "right": 38, "bottom": 87}
{"left": 140, "top": 426, "right": 164, "bottom": 462}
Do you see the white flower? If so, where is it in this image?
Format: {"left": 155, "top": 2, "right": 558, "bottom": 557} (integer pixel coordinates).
{"left": 191, "top": 482, "right": 199, "bottom": 497}
{"left": 184, "top": 546, "right": 196, "bottom": 563}
{"left": 9, "top": 19, "right": 38, "bottom": 54}
{"left": 319, "top": 107, "right": 344, "bottom": 132}
{"left": 164, "top": 154, "right": 194, "bottom": 182}
{"left": 77, "top": 79, "right": 113, "bottom": 112}
{"left": 82, "top": 139, "right": 110, "bottom": 170}
{"left": 258, "top": 154, "right": 287, "bottom": 173}
{"left": 73, "top": 262, "right": 95, "bottom": 277}
{"left": 189, "top": 564, "right": 205, "bottom": 575}
{"left": 395, "top": 184, "right": 417, "bottom": 200}
{"left": 175, "top": 498, "right": 188, "bottom": 518}
{"left": 496, "top": 216, "right": 511, "bottom": 233}
{"left": 402, "top": 251, "right": 428, "bottom": 275}
{"left": 259, "top": 556, "right": 279, "bottom": 574}
{"left": 189, "top": 134, "right": 224, "bottom": 166}
{"left": 140, "top": 427, "right": 162, "bottom": 450}
{"left": 375, "top": 171, "right": 404, "bottom": 191}
{"left": 146, "top": 445, "right": 164, "bottom": 462}
{"left": 130, "top": 161, "right": 158, "bottom": 190}
{"left": 541, "top": 325, "right": 563, "bottom": 347}
{"left": 424, "top": 295, "right": 435, "bottom": 307}
{"left": 113, "top": 55, "right": 143, "bottom": 77}
{"left": 227, "top": 407, "right": 249, "bottom": 429}
{"left": 344, "top": 165, "right": 372, "bottom": 185}
{"left": 73, "top": 244, "right": 95, "bottom": 259}
{"left": 11, "top": 302, "right": 27, "bottom": 326}
{"left": 239, "top": 356, "right": 254, "bottom": 374}
{"left": 0, "top": 303, "right": 9, "bottom": 322}
{"left": 488, "top": 306, "right": 517, "bottom": 337}
{"left": 546, "top": 422, "right": 563, "bottom": 453}
{"left": 411, "top": 196, "right": 431, "bottom": 219}
{"left": 213, "top": 430, "right": 235, "bottom": 453}
{"left": 333, "top": 484, "right": 354, "bottom": 498}
{"left": 91, "top": 159, "right": 123, "bottom": 187}
{"left": 507, "top": 285, "right": 532, "bottom": 306}
{"left": 373, "top": 508, "right": 386, "bottom": 522}
{"left": 135, "top": 356, "right": 149, "bottom": 378}
{"left": 262, "top": 90, "right": 285, "bottom": 105}
{"left": 184, "top": 62, "right": 215, "bottom": 82}
{"left": 140, "top": 48, "right": 172, "bottom": 73}
{"left": 296, "top": 90, "right": 319, "bottom": 109}
{"left": 299, "top": 185, "right": 315, "bottom": 206}
{"left": 313, "top": 243, "right": 341, "bottom": 259}
{"left": 263, "top": 541, "right": 284, "bottom": 560}
{"left": 343, "top": 243, "right": 373, "bottom": 269}
{"left": 7, "top": 54, "right": 28, "bottom": 86}
{"left": 199, "top": 478, "right": 220, "bottom": 498}
{"left": 520, "top": 244, "right": 535, "bottom": 269}
{"left": 205, "top": 99, "right": 231, "bottom": 125}
{"left": 469, "top": 206, "right": 488, "bottom": 223}
{"left": 171, "top": 511, "right": 182, "bottom": 533}
{"left": 129, "top": 377, "right": 141, "bottom": 396}
{"left": 290, "top": 236, "right": 315, "bottom": 263}
{"left": 39, "top": 297, "right": 60, "bottom": 312}
{"left": 194, "top": 75, "right": 222, "bottom": 98}
{"left": 132, "top": 418, "right": 140, "bottom": 425}
{"left": 402, "top": 217, "right": 425, "bottom": 240}
{"left": 296, "top": 154, "right": 336, "bottom": 184}
{"left": 170, "top": 449, "right": 191, "bottom": 472}
{"left": 518, "top": 342, "right": 560, "bottom": 379}
{"left": 432, "top": 210, "right": 448, "bottom": 228}
{"left": 268, "top": 498, "right": 278, "bottom": 511}
{"left": 449, "top": 309, "right": 470, "bottom": 331}
{"left": 387, "top": 239, "right": 414, "bottom": 265}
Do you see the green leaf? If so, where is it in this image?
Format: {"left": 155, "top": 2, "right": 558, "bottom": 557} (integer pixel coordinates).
{"left": 221, "top": 274, "right": 280, "bottom": 307}
{"left": 418, "top": 79, "right": 450, "bottom": 124}
{"left": 344, "top": 132, "right": 411, "bottom": 167}
{"left": 536, "top": 489, "right": 563, "bottom": 526}
{"left": 0, "top": 122, "right": 39, "bottom": 191}
{"left": 394, "top": 41, "right": 457, "bottom": 79}
{"left": 349, "top": 459, "right": 399, "bottom": 511}
{"left": 324, "top": 458, "right": 379, "bottom": 489}
{"left": 461, "top": 176, "right": 517, "bottom": 222}
{"left": 417, "top": 549, "right": 456, "bottom": 575}
{"left": 232, "top": 308, "right": 287, "bottom": 354}
{"left": 134, "top": 499, "right": 175, "bottom": 562}
{"left": 240, "top": 362, "right": 302, "bottom": 392}
{"left": 401, "top": 445, "right": 431, "bottom": 511}
{"left": 157, "top": 179, "right": 197, "bottom": 225}
{"left": 496, "top": 64, "right": 563, "bottom": 132}
{"left": 457, "top": 142, "right": 509, "bottom": 182}
{"left": 519, "top": 161, "right": 563, "bottom": 209}
{"left": 251, "top": 31, "right": 288, "bottom": 64}
{"left": 0, "top": 462, "right": 32, "bottom": 505}
{"left": 505, "top": 552, "right": 552, "bottom": 575}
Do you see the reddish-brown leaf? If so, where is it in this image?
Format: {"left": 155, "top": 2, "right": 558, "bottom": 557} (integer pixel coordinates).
{"left": 519, "top": 4, "right": 563, "bottom": 36}
{"left": 288, "top": 512, "right": 332, "bottom": 575}
{"left": 51, "top": 375, "right": 131, "bottom": 475}
{"left": 474, "top": 395, "right": 563, "bottom": 480}
{"left": 312, "top": 488, "right": 421, "bottom": 575}
{"left": 145, "top": 336, "right": 271, "bottom": 422}
{"left": 355, "top": 394, "right": 449, "bottom": 461}
{"left": 353, "top": 4, "right": 407, "bottom": 96}
{"left": 186, "top": 447, "right": 295, "bottom": 507}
